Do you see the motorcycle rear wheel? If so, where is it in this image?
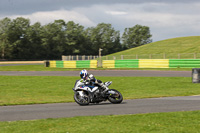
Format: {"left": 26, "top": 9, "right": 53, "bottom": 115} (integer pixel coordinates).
{"left": 74, "top": 92, "right": 90, "bottom": 106}
{"left": 108, "top": 89, "right": 123, "bottom": 104}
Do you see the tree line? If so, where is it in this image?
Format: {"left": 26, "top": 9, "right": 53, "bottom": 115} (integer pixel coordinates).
{"left": 0, "top": 17, "right": 152, "bottom": 60}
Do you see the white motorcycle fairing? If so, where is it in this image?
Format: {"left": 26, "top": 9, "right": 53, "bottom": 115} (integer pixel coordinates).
{"left": 72, "top": 79, "right": 123, "bottom": 105}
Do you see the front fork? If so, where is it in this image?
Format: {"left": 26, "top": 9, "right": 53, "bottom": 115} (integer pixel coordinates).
{"left": 77, "top": 90, "right": 93, "bottom": 102}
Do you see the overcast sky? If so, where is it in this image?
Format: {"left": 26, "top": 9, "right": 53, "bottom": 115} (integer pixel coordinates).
{"left": 0, "top": 0, "right": 200, "bottom": 42}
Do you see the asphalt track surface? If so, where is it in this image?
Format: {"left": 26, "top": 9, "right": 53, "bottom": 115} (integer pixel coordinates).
{"left": 0, "top": 70, "right": 192, "bottom": 77}
{"left": 1, "top": 96, "right": 200, "bottom": 121}
{"left": 0, "top": 70, "right": 196, "bottom": 121}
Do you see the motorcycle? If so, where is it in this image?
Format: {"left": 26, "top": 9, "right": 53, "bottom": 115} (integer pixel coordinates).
{"left": 72, "top": 80, "right": 123, "bottom": 106}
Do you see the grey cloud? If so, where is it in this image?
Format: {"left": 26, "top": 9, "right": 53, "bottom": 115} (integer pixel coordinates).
{"left": 1, "top": 0, "right": 200, "bottom": 41}
{"left": 1, "top": 0, "right": 200, "bottom": 15}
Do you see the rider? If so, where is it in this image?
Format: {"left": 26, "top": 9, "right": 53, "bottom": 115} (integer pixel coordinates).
{"left": 79, "top": 69, "right": 108, "bottom": 93}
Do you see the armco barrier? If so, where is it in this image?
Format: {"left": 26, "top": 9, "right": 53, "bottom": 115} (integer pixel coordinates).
{"left": 64, "top": 61, "right": 76, "bottom": 68}
{"left": 57, "top": 61, "right": 64, "bottom": 68}
{"left": 48, "top": 59, "right": 200, "bottom": 68}
{"left": 169, "top": 59, "right": 200, "bottom": 68}
{"left": 76, "top": 60, "right": 90, "bottom": 68}
{"left": 49, "top": 60, "right": 97, "bottom": 68}
{"left": 139, "top": 59, "right": 169, "bottom": 68}
{"left": 102, "top": 59, "right": 200, "bottom": 68}
{"left": 90, "top": 60, "right": 98, "bottom": 68}
{"left": 102, "top": 60, "right": 115, "bottom": 68}
{"left": 115, "top": 59, "right": 139, "bottom": 68}
{"left": 49, "top": 61, "right": 56, "bottom": 67}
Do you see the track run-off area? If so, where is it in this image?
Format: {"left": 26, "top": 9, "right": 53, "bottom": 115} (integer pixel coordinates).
{"left": 0, "top": 70, "right": 197, "bottom": 121}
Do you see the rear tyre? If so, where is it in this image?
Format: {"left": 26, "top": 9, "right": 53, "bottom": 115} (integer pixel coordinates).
{"left": 74, "top": 92, "right": 90, "bottom": 106}
{"left": 108, "top": 89, "right": 123, "bottom": 104}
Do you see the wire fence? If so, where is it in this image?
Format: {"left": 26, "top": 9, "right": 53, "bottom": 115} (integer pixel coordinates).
{"left": 62, "top": 53, "right": 200, "bottom": 61}
{"left": 62, "top": 55, "right": 99, "bottom": 61}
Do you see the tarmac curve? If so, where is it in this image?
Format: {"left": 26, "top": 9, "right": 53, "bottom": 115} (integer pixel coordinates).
{"left": 1, "top": 96, "right": 200, "bottom": 121}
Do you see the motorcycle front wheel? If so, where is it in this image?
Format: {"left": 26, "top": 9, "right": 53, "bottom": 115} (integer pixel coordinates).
{"left": 108, "top": 89, "right": 123, "bottom": 104}
{"left": 74, "top": 92, "right": 90, "bottom": 106}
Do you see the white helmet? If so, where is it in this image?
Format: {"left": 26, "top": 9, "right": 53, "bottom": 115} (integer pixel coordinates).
{"left": 80, "top": 69, "right": 88, "bottom": 79}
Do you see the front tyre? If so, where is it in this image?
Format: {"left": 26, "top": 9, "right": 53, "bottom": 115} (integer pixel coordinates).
{"left": 74, "top": 92, "right": 90, "bottom": 106}
{"left": 108, "top": 89, "right": 123, "bottom": 104}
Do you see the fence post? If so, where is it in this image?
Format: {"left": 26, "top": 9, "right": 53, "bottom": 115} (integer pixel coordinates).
{"left": 178, "top": 54, "right": 180, "bottom": 59}
{"left": 121, "top": 55, "right": 123, "bottom": 60}
{"left": 149, "top": 54, "right": 152, "bottom": 59}
{"left": 98, "top": 56, "right": 102, "bottom": 68}
{"left": 136, "top": 54, "right": 138, "bottom": 59}
{"left": 62, "top": 55, "right": 64, "bottom": 61}
{"left": 163, "top": 53, "right": 166, "bottom": 59}
{"left": 194, "top": 53, "right": 196, "bottom": 59}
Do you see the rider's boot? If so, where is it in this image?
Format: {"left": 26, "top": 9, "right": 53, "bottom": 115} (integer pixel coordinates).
{"left": 99, "top": 83, "right": 108, "bottom": 96}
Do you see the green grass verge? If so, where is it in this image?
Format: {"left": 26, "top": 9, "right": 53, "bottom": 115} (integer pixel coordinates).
{"left": 0, "top": 65, "right": 67, "bottom": 71}
{"left": 1, "top": 111, "right": 200, "bottom": 133}
{"left": 0, "top": 64, "right": 192, "bottom": 71}
{"left": 1, "top": 76, "right": 200, "bottom": 106}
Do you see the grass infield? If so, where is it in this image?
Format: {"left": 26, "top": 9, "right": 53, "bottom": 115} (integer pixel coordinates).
{"left": 0, "top": 111, "right": 200, "bottom": 132}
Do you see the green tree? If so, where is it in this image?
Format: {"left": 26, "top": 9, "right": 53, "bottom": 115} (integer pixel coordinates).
{"left": 85, "top": 23, "right": 121, "bottom": 55}
{"left": 0, "top": 17, "right": 154, "bottom": 60}
{"left": 64, "top": 21, "right": 85, "bottom": 55}
{"left": 40, "top": 20, "right": 66, "bottom": 59}
{"left": 0, "top": 17, "right": 12, "bottom": 59}
{"left": 9, "top": 17, "right": 31, "bottom": 59}
{"left": 40, "top": 20, "right": 86, "bottom": 59}
{"left": 25, "top": 22, "right": 43, "bottom": 59}
{"left": 122, "top": 24, "right": 152, "bottom": 49}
